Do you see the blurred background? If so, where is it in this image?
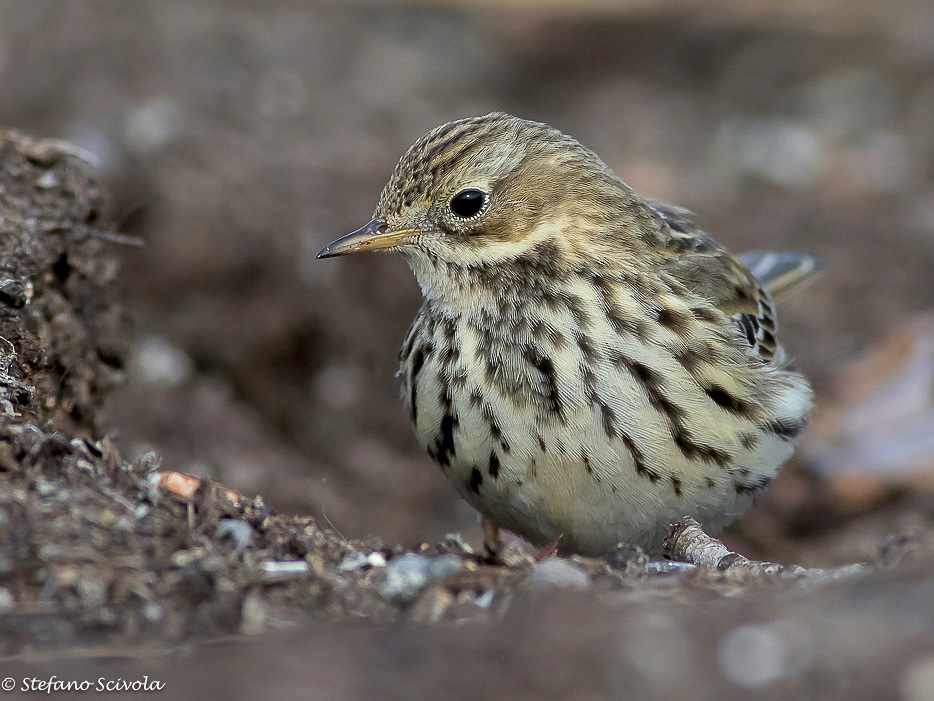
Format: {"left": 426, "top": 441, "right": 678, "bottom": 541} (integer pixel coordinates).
{"left": 2, "top": 0, "right": 934, "bottom": 565}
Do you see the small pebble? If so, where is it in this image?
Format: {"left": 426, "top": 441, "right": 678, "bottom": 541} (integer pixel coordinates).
{"left": 216, "top": 519, "right": 254, "bottom": 555}
{"left": 36, "top": 170, "right": 59, "bottom": 188}
{"left": 474, "top": 590, "right": 495, "bottom": 609}
{"left": 258, "top": 560, "right": 309, "bottom": 583}
{"left": 530, "top": 558, "right": 591, "bottom": 590}
{"left": 426, "top": 554, "right": 462, "bottom": 579}
{"left": 377, "top": 553, "right": 462, "bottom": 601}
{"left": 338, "top": 551, "right": 387, "bottom": 571}
{"left": 646, "top": 561, "right": 697, "bottom": 574}
{"left": 141, "top": 601, "right": 163, "bottom": 623}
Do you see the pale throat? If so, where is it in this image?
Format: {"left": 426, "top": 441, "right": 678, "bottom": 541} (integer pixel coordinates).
{"left": 402, "top": 225, "right": 572, "bottom": 317}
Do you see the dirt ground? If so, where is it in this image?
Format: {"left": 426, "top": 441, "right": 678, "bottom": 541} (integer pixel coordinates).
{"left": 1, "top": 1, "right": 934, "bottom": 698}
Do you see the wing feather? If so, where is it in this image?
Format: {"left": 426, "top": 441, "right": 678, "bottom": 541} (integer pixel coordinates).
{"left": 648, "top": 200, "right": 822, "bottom": 363}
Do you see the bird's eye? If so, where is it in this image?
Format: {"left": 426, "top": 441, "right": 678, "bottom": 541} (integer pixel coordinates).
{"left": 449, "top": 189, "right": 486, "bottom": 219}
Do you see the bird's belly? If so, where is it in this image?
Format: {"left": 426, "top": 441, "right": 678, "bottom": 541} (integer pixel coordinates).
{"left": 400, "top": 297, "right": 811, "bottom": 557}
{"left": 412, "top": 381, "right": 793, "bottom": 556}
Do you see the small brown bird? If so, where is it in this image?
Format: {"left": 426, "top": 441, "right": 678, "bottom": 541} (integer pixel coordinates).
{"left": 318, "top": 113, "right": 823, "bottom": 557}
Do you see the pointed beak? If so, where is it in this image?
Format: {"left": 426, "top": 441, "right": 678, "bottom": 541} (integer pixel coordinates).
{"left": 316, "top": 219, "right": 417, "bottom": 259}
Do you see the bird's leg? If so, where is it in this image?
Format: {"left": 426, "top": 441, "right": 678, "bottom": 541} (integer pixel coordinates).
{"left": 482, "top": 519, "right": 559, "bottom": 564}
{"left": 481, "top": 518, "right": 502, "bottom": 560}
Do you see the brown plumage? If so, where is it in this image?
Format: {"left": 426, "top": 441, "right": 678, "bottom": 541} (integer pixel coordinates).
{"left": 318, "top": 113, "right": 824, "bottom": 556}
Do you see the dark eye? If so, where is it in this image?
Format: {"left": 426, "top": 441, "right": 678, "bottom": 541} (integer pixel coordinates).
{"left": 450, "top": 189, "right": 486, "bottom": 219}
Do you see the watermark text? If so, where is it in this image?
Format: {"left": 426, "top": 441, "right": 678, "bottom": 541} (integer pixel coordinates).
{"left": 3, "top": 676, "right": 164, "bottom": 693}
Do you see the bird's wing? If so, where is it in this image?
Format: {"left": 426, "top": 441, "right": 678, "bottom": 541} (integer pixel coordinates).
{"left": 648, "top": 200, "right": 793, "bottom": 363}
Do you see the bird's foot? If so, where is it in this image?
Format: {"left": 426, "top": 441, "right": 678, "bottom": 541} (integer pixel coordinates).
{"left": 533, "top": 538, "right": 561, "bottom": 563}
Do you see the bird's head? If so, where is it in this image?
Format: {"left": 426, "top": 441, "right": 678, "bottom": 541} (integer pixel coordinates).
{"left": 317, "top": 113, "right": 656, "bottom": 302}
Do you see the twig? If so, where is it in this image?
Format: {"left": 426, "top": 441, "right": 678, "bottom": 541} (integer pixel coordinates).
{"left": 663, "top": 517, "right": 866, "bottom": 581}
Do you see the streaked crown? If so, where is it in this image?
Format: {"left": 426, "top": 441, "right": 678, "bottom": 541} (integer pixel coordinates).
{"left": 375, "top": 112, "right": 641, "bottom": 252}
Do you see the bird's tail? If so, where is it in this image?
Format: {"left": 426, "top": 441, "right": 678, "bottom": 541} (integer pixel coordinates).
{"left": 738, "top": 251, "right": 828, "bottom": 300}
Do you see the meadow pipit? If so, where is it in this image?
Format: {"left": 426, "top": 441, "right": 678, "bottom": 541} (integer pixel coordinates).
{"left": 318, "top": 113, "right": 823, "bottom": 557}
